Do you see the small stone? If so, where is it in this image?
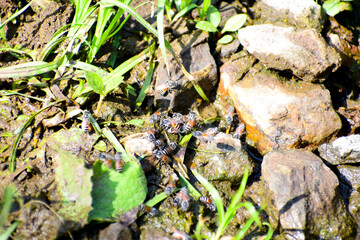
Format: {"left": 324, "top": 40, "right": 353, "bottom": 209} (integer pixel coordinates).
{"left": 318, "top": 135, "right": 360, "bottom": 165}
{"left": 99, "top": 223, "right": 132, "bottom": 240}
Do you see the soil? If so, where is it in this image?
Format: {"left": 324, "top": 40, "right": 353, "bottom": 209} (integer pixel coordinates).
{"left": 1, "top": 0, "right": 360, "bottom": 239}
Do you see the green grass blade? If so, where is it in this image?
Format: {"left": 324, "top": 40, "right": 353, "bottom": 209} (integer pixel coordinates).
{"left": 263, "top": 222, "right": 274, "bottom": 240}
{"left": 38, "top": 24, "right": 70, "bottom": 61}
{"left": 0, "top": 47, "right": 37, "bottom": 61}
{"left": 157, "top": 0, "right": 170, "bottom": 75}
{"left": 172, "top": 3, "right": 198, "bottom": 23}
{"left": 234, "top": 203, "right": 262, "bottom": 240}
{"left": 135, "top": 57, "right": 155, "bottom": 110}
{"left": 0, "top": 0, "right": 34, "bottom": 31}
{"left": 179, "top": 174, "right": 202, "bottom": 198}
{"left": 228, "top": 167, "right": 248, "bottom": 210}
{"left": 0, "top": 59, "right": 63, "bottom": 78}
{"left": 102, "top": 127, "right": 131, "bottom": 162}
{"left": 145, "top": 192, "right": 167, "bottom": 207}
{"left": 200, "top": 0, "right": 211, "bottom": 20}
{"left": 0, "top": 221, "right": 18, "bottom": 240}
{"left": 101, "top": 0, "right": 209, "bottom": 102}
{"left": 0, "top": 185, "right": 16, "bottom": 229}
{"left": 164, "top": 0, "right": 173, "bottom": 22}
{"left": 192, "top": 170, "right": 225, "bottom": 222}
{"left": 9, "top": 100, "right": 64, "bottom": 172}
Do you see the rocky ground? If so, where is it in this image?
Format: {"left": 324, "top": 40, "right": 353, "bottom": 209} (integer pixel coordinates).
{"left": 1, "top": 0, "right": 360, "bottom": 239}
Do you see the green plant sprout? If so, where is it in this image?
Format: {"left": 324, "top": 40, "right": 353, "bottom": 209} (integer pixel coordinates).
{"left": 322, "top": 0, "right": 352, "bottom": 17}
{"left": 192, "top": 168, "right": 273, "bottom": 240}
{"left": 0, "top": 185, "right": 19, "bottom": 240}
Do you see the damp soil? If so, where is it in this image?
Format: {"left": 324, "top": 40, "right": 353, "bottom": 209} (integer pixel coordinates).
{"left": 1, "top": 0, "right": 360, "bottom": 239}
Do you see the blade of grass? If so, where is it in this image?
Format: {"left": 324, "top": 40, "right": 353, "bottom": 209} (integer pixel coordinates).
{"left": 0, "top": 0, "right": 34, "bottom": 30}
{"left": 192, "top": 170, "right": 225, "bottom": 222}
{"left": 234, "top": 204, "right": 262, "bottom": 240}
{"left": 157, "top": 0, "right": 170, "bottom": 75}
{"left": 0, "top": 59, "right": 63, "bottom": 78}
{"left": 0, "top": 47, "right": 37, "bottom": 61}
{"left": 172, "top": 3, "right": 198, "bottom": 23}
{"left": 135, "top": 57, "right": 155, "bottom": 110}
{"left": 200, "top": 0, "right": 211, "bottom": 20}
{"left": 9, "top": 100, "right": 64, "bottom": 172}
{"left": 0, "top": 222, "right": 18, "bottom": 240}
{"left": 100, "top": 0, "right": 209, "bottom": 102}
{"left": 179, "top": 174, "right": 202, "bottom": 198}
{"left": 102, "top": 127, "right": 131, "bottom": 162}
{"left": 145, "top": 192, "right": 168, "bottom": 207}
{"left": 263, "top": 222, "right": 274, "bottom": 240}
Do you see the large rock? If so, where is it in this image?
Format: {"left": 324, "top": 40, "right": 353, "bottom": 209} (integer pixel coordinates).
{"left": 261, "top": 149, "right": 356, "bottom": 239}
{"left": 237, "top": 24, "right": 341, "bottom": 82}
{"left": 318, "top": 134, "right": 360, "bottom": 165}
{"left": 220, "top": 63, "right": 341, "bottom": 155}
{"left": 253, "top": 0, "right": 325, "bottom": 32}
{"left": 191, "top": 132, "right": 254, "bottom": 183}
{"left": 154, "top": 31, "right": 218, "bottom": 111}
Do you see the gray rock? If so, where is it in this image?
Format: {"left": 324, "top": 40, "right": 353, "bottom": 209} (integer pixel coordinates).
{"left": 338, "top": 165, "right": 360, "bottom": 192}
{"left": 140, "top": 226, "right": 172, "bottom": 240}
{"left": 154, "top": 31, "right": 218, "bottom": 111}
{"left": 261, "top": 149, "right": 356, "bottom": 239}
{"left": 237, "top": 24, "right": 341, "bottom": 82}
{"left": 99, "top": 223, "right": 132, "bottom": 240}
{"left": 191, "top": 132, "right": 254, "bottom": 183}
{"left": 253, "top": 0, "right": 325, "bottom": 32}
{"left": 219, "top": 64, "right": 341, "bottom": 155}
{"left": 318, "top": 135, "right": 360, "bottom": 165}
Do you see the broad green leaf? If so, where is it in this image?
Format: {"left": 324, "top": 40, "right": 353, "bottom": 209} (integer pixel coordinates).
{"left": 196, "top": 20, "right": 218, "bottom": 32}
{"left": 85, "top": 71, "right": 104, "bottom": 95}
{"left": 103, "top": 75, "right": 124, "bottom": 95}
{"left": 221, "top": 14, "right": 247, "bottom": 33}
{"left": 179, "top": 133, "right": 192, "bottom": 146}
{"left": 93, "top": 140, "right": 107, "bottom": 151}
{"left": 218, "top": 34, "right": 233, "bottom": 44}
{"left": 55, "top": 150, "right": 93, "bottom": 225}
{"left": 88, "top": 159, "right": 147, "bottom": 220}
{"left": 206, "top": 5, "right": 221, "bottom": 28}
{"left": 322, "top": 0, "right": 352, "bottom": 16}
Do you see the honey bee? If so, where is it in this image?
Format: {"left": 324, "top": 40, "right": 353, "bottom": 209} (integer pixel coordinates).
{"left": 199, "top": 195, "right": 216, "bottom": 212}
{"left": 159, "top": 118, "right": 171, "bottom": 131}
{"left": 157, "top": 84, "right": 169, "bottom": 96}
{"left": 187, "top": 111, "right": 197, "bottom": 120}
{"left": 165, "top": 181, "right": 176, "bottom": 195}
{"left": 147, "top": 127, "right": 157, "bottom": 143}
{"left": 171, "top": 227, "right": 192, "bottom": 240}
{"left": 173, "top": 187, "right": 191, "bottom": 211}
{"left": 82, "top": 110, "right": 92, "bottom": 133}
{"left": 225, "top": 105, "right": 235, "bottom": 126}
{"left": 150, "top": 110, "right": 165, "bottom": 124}
{"left": 115, "top": 152, "right": 124, "bottom": 173}
{"left": 98, "top": 153, "right": 113, "bottom": 169}
{"left": 233, "top": 123, "right": 245, "bottom": 139}
{"left": 181, "top": 118, "right": 196, "bottom": 133}
{"left": 207, "top": 127, "right": 219, "bottom": 136}
{"left": 139, "top": 204, "right": 159, "bottom": 217}
{"left": 154, "top": 139, "right": 165, "bottom": 148}
{"left": 154, "top": 142, "right": 177, "bottom": 159}
{"left": 169, "top": 118, "right": 183, "bottom": 133}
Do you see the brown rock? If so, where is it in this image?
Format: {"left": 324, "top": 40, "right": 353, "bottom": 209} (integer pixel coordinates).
{"left": 261, "top": 149, "right": 356, "bottom": 239}
{"left": 220, "top": 63, "right": 341, "bottom": 155}
{"left": 237, "top": 24, "right": 341, "bottom": 82}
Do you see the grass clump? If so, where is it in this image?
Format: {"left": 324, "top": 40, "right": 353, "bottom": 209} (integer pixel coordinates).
{"left": 192, "top": 168, "right": 273, "bottom": 240}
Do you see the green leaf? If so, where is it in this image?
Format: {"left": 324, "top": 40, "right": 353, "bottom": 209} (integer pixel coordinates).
{"left": 196, "top": 21, "right": 218, "bottom": 32}
{"left": 322, "top": 0, "right": 352, "bottom": 16}
{"left": 172, "top": 3, "right": 198, "bottom": 23}
{"left": 85, "top": 71, "right": 104, "bottom": 95}
{"left": 206, "top": 5, "right": 221, "bottom": 28}
{"left": 88, "top": 159, "right": 147, "bottom": 220}
{"left": 124, "top": 118, "right": 144, "bottom": 127}
{"left": 221, "top": 14, "right": 247, "bottom": 33}
{"left": 103, "top": 75, "right": 124, "bottom": 95}
{"left": 54, "top": 150, "right": 93, "bottom": 225}
{"left": 93, "top": 140, "right": 107, "bottom": 151}
{"left": 218, "top": 34, "right": 233, "bottom": 44}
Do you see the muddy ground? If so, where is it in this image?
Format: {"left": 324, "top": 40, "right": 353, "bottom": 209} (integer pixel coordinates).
{"left": 1, "top": 0, "right": 360, "bottom": 239}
